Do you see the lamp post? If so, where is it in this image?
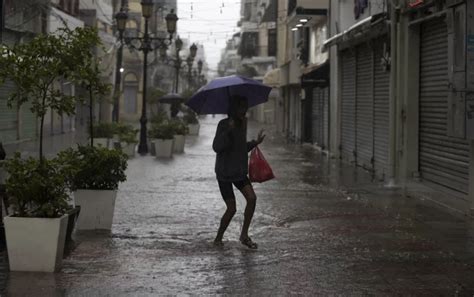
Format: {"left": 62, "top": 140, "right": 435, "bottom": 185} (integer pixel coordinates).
{"left": 197, "top": 59, "right": 203, "bottom": 87}
{"left": 117, "top": 1, "right": 178, "bottom": 155}
{"left": 174, "top": 42, "right": 197, "bottom": 93}
{"left": 174, "top": 36, "right": 183, "bottom": 93}
{"left": 186, "top": 56, "right": 193, "bottom": 88}
{"left": 112, "top": 10, "right": 128, "bottom": 122}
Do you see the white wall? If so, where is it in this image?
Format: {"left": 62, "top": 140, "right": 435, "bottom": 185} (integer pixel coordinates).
{"left": 338, "top": 0, "right": 386, "bottom": 33}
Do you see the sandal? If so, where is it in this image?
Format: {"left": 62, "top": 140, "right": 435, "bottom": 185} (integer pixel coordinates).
{"left": 240, "top": 237, "right": 258, "bottom": 249}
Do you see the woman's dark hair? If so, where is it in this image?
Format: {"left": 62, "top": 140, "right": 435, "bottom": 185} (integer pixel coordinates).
{"left": 228, "top": 95, "right": 248, "bottom": 117}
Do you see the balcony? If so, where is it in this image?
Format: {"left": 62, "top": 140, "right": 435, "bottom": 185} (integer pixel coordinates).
{"left": 288, "top": 0, "right": 328, "bottom": 16}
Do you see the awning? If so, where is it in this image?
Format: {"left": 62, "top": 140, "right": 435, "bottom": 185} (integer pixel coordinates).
{"left": 323, "top": 12, "right": 387, "bottom": 50}
{"left": 263, "top": 68, "right": 281, "bottom": 87}
{"left": 301, "top": 60, "right": 329, "bottom": 88}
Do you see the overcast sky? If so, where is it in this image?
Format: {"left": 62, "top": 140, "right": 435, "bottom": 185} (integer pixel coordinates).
{"left": 177, "top": 0, "right": 241, "bottom": 75}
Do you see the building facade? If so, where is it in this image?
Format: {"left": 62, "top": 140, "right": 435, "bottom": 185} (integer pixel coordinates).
{"left": 322, "top": 0, "right": 474, "bottom": 214}
{"left": 0, "top": 0, "right": 86, "bottom": 144}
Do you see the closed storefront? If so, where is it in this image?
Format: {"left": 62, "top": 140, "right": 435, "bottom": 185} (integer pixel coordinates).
{"left": 311, "top": 87, "right": 329, "bottom": 149}
{"left": 373, "top": 39, "right": 390, "bottom": 176}
{"left": 355, "top": 43, "right": 374, "bottom": 169}
{"left": 0, "top": 81, "right": 18, "bottom": 143}
{"left": 20, "top": 102, "right": 36, "bottom": 140}
{"left": 418, "top": 17, "right": 470, "bottom": 194}
{"left": 340, "top": 49, "right": 356, "bottom": 161}
{"left": 339, "top": 37, "right": 390, "bottom": 178}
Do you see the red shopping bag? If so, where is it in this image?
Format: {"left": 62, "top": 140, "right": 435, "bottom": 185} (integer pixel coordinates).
{"left": 249, "top": 146, "right": 275, "bottom": 183}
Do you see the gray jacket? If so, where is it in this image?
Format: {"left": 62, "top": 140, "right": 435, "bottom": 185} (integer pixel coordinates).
{"left": 212, "top": 118, "right": 257, "bottom": 181}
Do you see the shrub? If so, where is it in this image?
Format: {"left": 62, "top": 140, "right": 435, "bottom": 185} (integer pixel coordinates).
{"left": 170, "top": 118, "right": 188, "bottom": 135}
{"left": 149, "top": 121, "right": 175, "bottom": 140}
{"left": 91, "top": 122, "right": 115, "bottom": 138}
{"left": 4, "top": 153, "right": 70, "bottom": 218}
{"left": 58, "top": 145, "right": 128, "bottom": 191}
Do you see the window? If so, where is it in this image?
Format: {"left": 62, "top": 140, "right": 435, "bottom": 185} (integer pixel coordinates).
{"left": 244, "top": 3, "right": 252, "bottom": 21}
{"left": 124, "top": 73, "right": 138, "bottom": 114}
{"left": 268, "top": 28, "right": 277, "bottom": 56}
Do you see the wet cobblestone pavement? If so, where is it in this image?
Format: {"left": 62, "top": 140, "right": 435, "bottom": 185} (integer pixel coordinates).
{"left": 3, "top": 116, "right": 474, "bottom": 296}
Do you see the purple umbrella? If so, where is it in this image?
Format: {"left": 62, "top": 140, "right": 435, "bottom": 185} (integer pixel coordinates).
{"left": 186, "top": 75, "right": 272, "bottom": 114}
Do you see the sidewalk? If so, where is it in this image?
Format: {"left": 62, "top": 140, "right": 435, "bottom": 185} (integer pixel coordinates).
{"left": 1, "top": 115, "right": 474, "bottom": 295}
{"left": 3, "top": 129, "right": 88, "bottom": 159}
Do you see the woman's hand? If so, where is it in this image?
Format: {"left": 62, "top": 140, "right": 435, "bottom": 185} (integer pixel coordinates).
{"left": 256, "top": 129, "right": 266, "bottom": 144}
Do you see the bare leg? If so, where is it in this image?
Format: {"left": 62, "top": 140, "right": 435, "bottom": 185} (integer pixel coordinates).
{"left": 238, "top": 184, "right": 257, "bottom": 241}
{"left": 214, "top": 198, "right": 236, "bottom": 243}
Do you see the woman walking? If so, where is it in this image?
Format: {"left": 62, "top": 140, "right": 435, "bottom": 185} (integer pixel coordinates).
{"left": 212, "top": 95, "right": 265, "bottom": 249}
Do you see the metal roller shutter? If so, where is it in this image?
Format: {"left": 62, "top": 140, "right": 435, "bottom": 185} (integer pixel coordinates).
{"left": 373, "top": 39, "right": 390, "bottom": 177}
{"left": 21, "top": 102, "right": 37, "bottom": 140}
{"left": 311, "top": 88, "right": 320, "bottom": 145}
{"left": 356, "top": 43, "right": 374, "bottom": 169}
{"left": 340, "top": 50, "right": 356, "bottom": 160}
{"left": 322, "top": 87, "right": 329, "bottom": 150}
{"left": 419, "top": 18, "right": 470, "bottom": 194}
{"left": 0, "top": 81, "right": 18, "bottom": 143}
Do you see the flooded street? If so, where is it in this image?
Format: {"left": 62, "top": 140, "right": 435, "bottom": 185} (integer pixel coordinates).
{"left": 4, "top": 116, "right": 474, "bottom": 296}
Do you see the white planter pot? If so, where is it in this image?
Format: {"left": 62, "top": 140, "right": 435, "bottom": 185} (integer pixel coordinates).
{"left": 74, "top": 190, "right": 117, "bottom": 230}
{"left": 93, "top": 138, "right": 108, "bottom": 148}
{"left": 5, "top": 215, "right": 68, "bottom": 272}
{"left": 149, "top": 138, "right": 158, "bottom": 156}
{"left": 121, "top": 143, "right": 136, "bottom": 157}
{"left": 188, "top": 124, "right": 200, "bottom": 135}
{"left": 155, "top": 139, "right": 174, "bottom": 158}
{"left": 173, "top": 135, "right": 185, "bottom": 153}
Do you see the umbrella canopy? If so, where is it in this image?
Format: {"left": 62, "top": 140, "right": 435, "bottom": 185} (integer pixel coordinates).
{"left": 158, "top": 93, "right": 186, "bottom": 104}
{"left": 186, "top": 75, "right": 272, "bottom": 114}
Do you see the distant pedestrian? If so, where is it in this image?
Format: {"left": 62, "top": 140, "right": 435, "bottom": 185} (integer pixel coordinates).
{"left": 212, "top": 95, "right": 265, "bottom": 249}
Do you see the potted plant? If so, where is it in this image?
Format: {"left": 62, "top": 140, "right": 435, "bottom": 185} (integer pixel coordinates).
{"left": 91, "top": 122, "right": 115, "bottom": 148}
{"left": 170, "top": 118, "right": 188, "bottom": 154}
{"left": 149, "top": 122, "right": 175, "bottom": 158}
{"left": 58, "top": 145, "right": 128, "bottom": 231}
{"left": 183, "top": 110, "right": 200, "bottom": 135}
{"left": 119, "top": 127, "right": 139, "bottom": 157}
{"left": 149, "top": 110, "right": 169, "bottom": 156}
{"left": 3, "top": 154, "right": 70, "bottom": 272}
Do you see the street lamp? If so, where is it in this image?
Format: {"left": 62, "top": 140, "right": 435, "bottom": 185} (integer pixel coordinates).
{"left": 174, "top": 41, "right": 197, "bottom": 93}
{"left": 118, "top": 4, "right": 178, "bottom": 155}
{"left": 186, "top": 56, "right": 193, "bottom": 87}
{"left": 197, "top": 59, "right": 203, "bottom": 75}
{"left": 112, "top": 10, "right": 128, "bottom": 122}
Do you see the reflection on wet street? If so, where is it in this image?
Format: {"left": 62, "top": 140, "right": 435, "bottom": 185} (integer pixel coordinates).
{"left": 4, "top": 116, "right": 474, "bottom": 296}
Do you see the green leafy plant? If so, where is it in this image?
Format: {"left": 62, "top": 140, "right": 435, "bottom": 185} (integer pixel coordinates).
{"left": 91, "top": 122, "right": 115, "bottom": 138}
{"left": 4, "top": 153, "right": 70, "bottom": 218}
{"left": 119, "top": 131, "right": 138, "bottom": 145}
{"left": 149, "top": 121, "right": 175, "bottom": 140}
{"left": 57, "top": 145, "right": 128, "bottom": 191}
{"left": 150, "top": 108, "right": 169, "bottom": 125}
{"left": 0, "top": 27, "right": 102, "bottom": 162}
{"left": 170, "top": 118, "right": 189, "bottom": 135}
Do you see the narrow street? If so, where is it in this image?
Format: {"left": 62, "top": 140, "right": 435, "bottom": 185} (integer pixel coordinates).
{"left": 2, "top": 116, "right": 474, "bottom": 296}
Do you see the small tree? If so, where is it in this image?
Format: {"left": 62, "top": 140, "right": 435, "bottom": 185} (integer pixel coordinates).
{"left": 67, "top": 27, "right": 111, "bottom": 147}
{"left": 0, "top": 28, "right": 101, "bottom": 162}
